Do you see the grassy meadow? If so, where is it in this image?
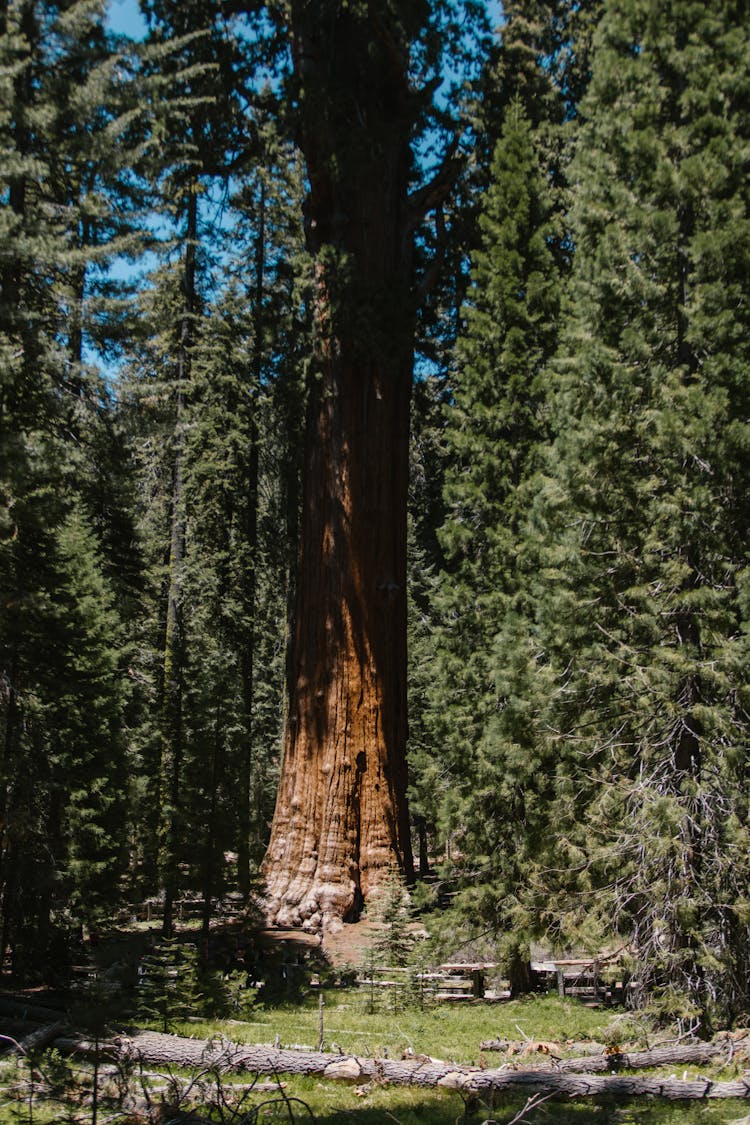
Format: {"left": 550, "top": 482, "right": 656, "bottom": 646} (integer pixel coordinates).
{"left": 2, "top": 991, "right": 748, "bottom": 1124}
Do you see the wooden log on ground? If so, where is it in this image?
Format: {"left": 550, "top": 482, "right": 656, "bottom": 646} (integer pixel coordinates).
{"left": 439, "top": 963, "right": 498, "bottom": 971}
{"left": 0, "top": 1022, "right": 68, "bottom": 1056}
{"left": 0, "top": 1019, "right": 45, "bottom": 1042}
{"left": 479, "top": 1039, "right": 727, "bottom": 1072}
{"left": 50, "top": 1029, "right": 750, "bottom": 1100}
{"left": 559, "top": 1043, "right": 728, "bottom": 1073}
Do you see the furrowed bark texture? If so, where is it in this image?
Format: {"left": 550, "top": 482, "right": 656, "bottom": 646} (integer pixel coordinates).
{"left": 54, "top": 1031, "right": 750, "bottom": 1100}
{"left": 261, "top": 1, "right": 418, "bottom": 927}
{"left": 479, "top": 1041, "right": 729, "bottom": 1072}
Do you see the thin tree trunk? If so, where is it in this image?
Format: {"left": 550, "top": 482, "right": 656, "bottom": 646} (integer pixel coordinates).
{"left": 159, "top": 435, "right": 185, "bottom": 940}
{"left": 201, "top": 703, "right": 223, "bottom": 944}
{"left": 0, "top": 646, "right": 19, "bottom": 841}
{"left": 478, "top": 1040, "right": 727, "bottom": 1071}
{"left": 0, "top": 847, "right": 17, "bottom": 975}
{"left": 237, "top": 182, "right": 263, "bottom": 900}
{"left": 68, "top": 247, "right": 87, "bottom": 376}
{"left": 0, "top": 5, "right": 29, "bottom": 957}
{"left": 415, "top": 815, "right": 430, "bottom": 879}
{"left": 159, "top": 187, "right": 197, "bottom": 938}
{"left": 2, "top": 1022, "right": 67, "bottom": 1055}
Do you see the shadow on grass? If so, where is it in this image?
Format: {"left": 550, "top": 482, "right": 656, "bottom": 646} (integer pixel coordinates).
{"left": 304, "top": 1095, "right": 610, "bottom": 1124}
{"left": 308, "top": 1095, "right": 744, "bottom": 1125}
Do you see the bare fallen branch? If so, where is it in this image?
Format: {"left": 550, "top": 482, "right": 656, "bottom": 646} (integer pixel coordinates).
{"left": 506, "top": 1092, "right": 555, "bottom": 1123}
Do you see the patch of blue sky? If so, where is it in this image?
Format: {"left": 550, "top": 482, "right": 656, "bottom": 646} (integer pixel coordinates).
{"left": 107, "top": 0, "right": 147, "bottom": 41}
{"left": 96, "top": 0, "right": 503, "bottom": 386}
{"left": 415, "top": 0, "right": 503, "bottom": 160}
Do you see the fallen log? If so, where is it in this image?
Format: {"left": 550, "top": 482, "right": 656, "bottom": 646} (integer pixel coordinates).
{"left": 559, "top": 1042, "right": 728, "bottom": 1073}
{"left": 0, "top": 1019, "right": 45, "bottom": 1043}
{"left": 51, "top": 1030, "right": 750, "bottom": 1100}
{"left": 479, "top": 1039, "right": 728, "bottom": 1073}
{"left": 0, "top": 1022, "right": 68, "bottom": 1056}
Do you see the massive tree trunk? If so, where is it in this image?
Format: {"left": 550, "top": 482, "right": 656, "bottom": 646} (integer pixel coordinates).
{"left": 261, "top": 1, "right": 424, "bottom": 928}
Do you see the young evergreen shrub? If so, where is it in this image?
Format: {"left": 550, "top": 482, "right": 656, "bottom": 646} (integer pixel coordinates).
{"left": 358, "top": 871, "right": 425, "bottom": 1013}
{"left": 371, "top": 869, "right": 415, "bottom": 967}
{"left": 137, "top": 938, "right": 203, "bottom": 1032}
{"left": 359, "top": 945, "right": 384, "bottom": 1016}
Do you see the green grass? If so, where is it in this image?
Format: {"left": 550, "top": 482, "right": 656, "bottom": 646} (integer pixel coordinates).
{"left": 1, "top": 995, "right": 749, "bottom": 1123}
{"left": 155, "top": 995, "right": 749, "bottom": 1123}
{"left": 173, "top": 991, "right": 620, "bottom": 1063}
{"left": 295, "top": 1089, "right": 750, "bottom": 1124}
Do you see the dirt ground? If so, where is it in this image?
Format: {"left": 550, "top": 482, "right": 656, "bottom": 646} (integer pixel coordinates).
{"left": 255, "top": 919, "right": 379, "bottom": 968}
{"left": 321, "top": 919, "right": 380, "bottom": 967}
{"left": 78, "top": 910, "right": 424, "bottom": 984}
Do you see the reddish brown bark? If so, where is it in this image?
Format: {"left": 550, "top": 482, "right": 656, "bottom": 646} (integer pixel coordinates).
{"left": 261, "top": 2, "right": 421, "bottom": 928}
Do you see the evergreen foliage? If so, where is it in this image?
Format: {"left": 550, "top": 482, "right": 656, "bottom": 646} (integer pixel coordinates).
{"left": 507, "top": 0, "right": 750, "bottom": 1025}
{"left": 0, "top": 0, "right": 141, "bottom": 975}
{"left": 137, "top": 936, "right": 203, "bottom": 1031}
{"left": 420, "top": 95, "right": 560, "bottom": 896}
{"left": 117, "top": 6, "right": 308, "bottom": 930}
{"left": 51, "top": 509, "right": 129, "bottom": 929}
{"left": 370, "top": 868, "right": 415, "bottom": 968}
{"left": 2, "top": 0, "right": 749, "bottom": 1035}
{"left": 413, "top": 0, "right": 750, "bottom": 1029}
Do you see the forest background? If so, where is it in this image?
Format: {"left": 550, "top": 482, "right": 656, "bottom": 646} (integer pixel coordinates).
{"left": 1, "top": 0, "right": 749, "bottom": 1036}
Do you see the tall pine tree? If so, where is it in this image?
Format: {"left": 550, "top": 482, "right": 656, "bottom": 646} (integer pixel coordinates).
{"left": 522, "top": 0, "right": 750, "bottom": 1026}
{"left": 423, "top": 97, "right": 560, "bottom": 910}
{"left": 0, "top": 0, "right": 140, "bottom": 976}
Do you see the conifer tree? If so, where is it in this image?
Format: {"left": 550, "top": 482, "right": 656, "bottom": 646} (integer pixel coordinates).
{"left": 137, "top": 937, "right": 203, "bottom": 1031}
{"left": 131, "top": 0, "right": 255, "bottom": 935}
{"left": 120, "top": 13, "right": 308, "bottom": 925}
{"left": 0, "top": 0, "right": 141, "bottom": 974}
{"left": 260, "top": 0, "right": 491, "bottom": 929}
{"left": 180, "top": 155, "right": 309, "bottom": 931}
{"left": 476, "top": 0, "right": 602, "bottom": 243}
{"left": 422, "top": 97, "right": 560, "bottom": 896}
{"left": 49, "top": 509, "right": 129, "bottom": 930}
{"left": 406, "top": 373, "right": 452, "bottom": 877}
{"left": 186, "top": 122, "right": 309, "bottom": 907}
{"left": 523, "top": 0, "right": 750, "bottom": 1025}
{"left": 407, "top": 0, "right": 597, "bottom": 891}
{"left": 489, "top": 0, "right": 602, "bottom": 127}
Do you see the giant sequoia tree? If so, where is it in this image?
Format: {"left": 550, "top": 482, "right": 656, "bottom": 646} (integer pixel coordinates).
{"left": 261, "top": 0, "right": 470, "bottom": 929}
